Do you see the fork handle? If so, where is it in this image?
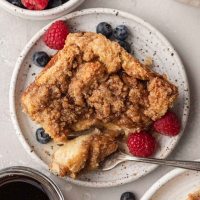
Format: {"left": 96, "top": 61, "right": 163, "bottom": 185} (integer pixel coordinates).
{"left": 130, "top": 157, "right": 200, "bottom": 171}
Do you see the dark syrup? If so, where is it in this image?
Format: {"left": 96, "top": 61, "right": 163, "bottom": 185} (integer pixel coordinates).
{"left": 0, "top": 176, "right": 50, "bottom": 200}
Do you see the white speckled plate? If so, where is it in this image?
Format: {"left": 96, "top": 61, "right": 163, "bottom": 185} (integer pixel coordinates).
{"left": 9, "top": 8, "right": 190, "bottom": 187}
{"left": 141, "top": 163, "right": 200, "bottom": 200}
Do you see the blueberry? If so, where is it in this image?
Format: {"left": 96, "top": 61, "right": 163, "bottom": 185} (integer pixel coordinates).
{"left": 47, "top": 0, "right": 62, "bottom": 8}
{"left": 118, "top": 40, "right": 131, "bottom": 53}
{"left": 121, "top": 192, "right": 136, "bottom": 200}
{"left": 113, "top": 25, "right": 129, "bottom": 41}
{"left": 7, "top": 0, "right": 24, "bottom": 8}
{"left": 36, "top": 128, "right": 51, "bottom": 144}
{"left": 96, "top": 22, "right": 113, "bottom": 38}
{"left": 33, "top": 51, "right": 50, "bottom": 67}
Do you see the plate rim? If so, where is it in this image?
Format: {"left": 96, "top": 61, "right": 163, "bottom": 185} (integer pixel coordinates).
{"left": 9, "top": 8, "right": 190, "bottom": 188}
{"left": 140, "top": 160, "right": 200, "bottom": 200}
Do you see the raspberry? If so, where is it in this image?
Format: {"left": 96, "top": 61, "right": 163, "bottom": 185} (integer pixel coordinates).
{"left": 21, "top": 0, "right": 49, "bottom": 10}
{"left": 43, "top": 20, "right": 69, "bottom": 50}
{"left": 127, "top": 131, "right": 157, "bottom": 158}
{"left": 153, "top": 111, "right": 181, "bottom": 136}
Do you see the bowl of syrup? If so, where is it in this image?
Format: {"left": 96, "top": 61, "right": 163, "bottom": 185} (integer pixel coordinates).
{"left": 0, "top": 166, "right": 64, "bottom": 200}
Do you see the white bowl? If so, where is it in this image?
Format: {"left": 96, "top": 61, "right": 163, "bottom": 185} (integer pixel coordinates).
{"left": 141, "top": 160, "right": 200, "bottom": 200}
{"left": 0, "top": 0, "right": 85, "bottom": 20}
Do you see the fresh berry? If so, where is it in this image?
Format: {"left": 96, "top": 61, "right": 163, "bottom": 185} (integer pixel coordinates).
{"left": 118, "top": 40, "right": 131, "bottom": 53}
{"left": 8, "top": 0, "right": 24, "bottom": 7}
{"left": 47, "top": 0, "right": 62, "bottom": 8}
{"left": 121, "top": 192, "right": 136, "bottom": 200}
{"left": 21, "top": 0, "right": 49, "bottom": 10}
{"left": 153, "top": 111, "right": 181, "bottom": 136}
{"left": 127, "top": 131, "right": 157, "bottom": 157}
{"left": 36, "top": 128, "right": 51, "bottom": 144}
{"left": 43, "top": 20, "right": 69, "bottom": 50}
{"left": 33, "top": 51, "right": 50, "bottom": 67}
{"left": 96, "top": 22, "right": 113, "bottom": 38}
{"left": 113, "top": 25, "right": 129, "bottom": 41}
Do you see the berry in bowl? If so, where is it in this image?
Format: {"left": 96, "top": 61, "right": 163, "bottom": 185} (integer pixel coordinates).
{"left": 1, "top": 0, "right": 85, "bottom": 20}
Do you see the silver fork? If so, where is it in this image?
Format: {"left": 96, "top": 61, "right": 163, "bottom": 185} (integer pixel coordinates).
{"left": 101, "top": 150, "right": 200, "bottom": 171}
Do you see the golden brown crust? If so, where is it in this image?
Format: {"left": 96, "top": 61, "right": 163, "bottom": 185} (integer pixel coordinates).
{"left": 145, "top": 77, "right": 178, "bottom": 120}
{"left": 21, "top": 32, "right": 178, "bottom": 141}
{"left": 188, "top": 190, "right": 200, "bottom": 200}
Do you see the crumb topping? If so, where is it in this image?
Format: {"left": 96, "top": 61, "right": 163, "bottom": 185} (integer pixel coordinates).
{"left": 21, "top": 32, "right": 178, "bottom": 141}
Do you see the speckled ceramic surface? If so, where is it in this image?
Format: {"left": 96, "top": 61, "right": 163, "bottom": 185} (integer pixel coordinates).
{"left": 0, "top": 0, "right": 85, "bottom": 20}
{"left": 141, "top": 164, "right": 200, "bottom": 200}
{"left": 9, "top": 8, "right": 190, "bottom": 187}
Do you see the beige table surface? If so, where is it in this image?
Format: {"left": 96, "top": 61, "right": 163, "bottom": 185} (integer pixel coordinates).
{"left": 0, "top": 0, "right": 199, "bottom": 199}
